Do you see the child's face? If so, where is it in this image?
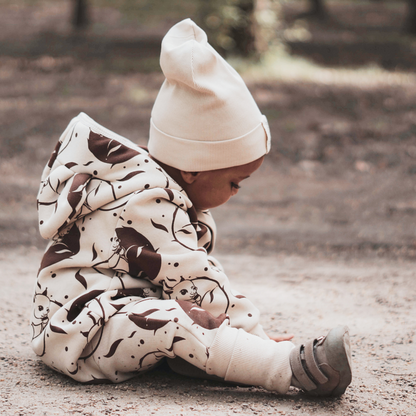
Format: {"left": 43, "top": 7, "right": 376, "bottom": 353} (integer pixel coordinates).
{"left": 182, "top": 156, "right": 264, "bottom": 210}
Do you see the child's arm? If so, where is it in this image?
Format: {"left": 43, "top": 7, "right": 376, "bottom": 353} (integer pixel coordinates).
{"left": 117, "top": 190, "right": 273, "bottom": 337}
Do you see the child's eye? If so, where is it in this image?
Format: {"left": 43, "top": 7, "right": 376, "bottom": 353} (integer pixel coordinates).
{"left": 231, "top": 182, "right": 241, "bottom": 190}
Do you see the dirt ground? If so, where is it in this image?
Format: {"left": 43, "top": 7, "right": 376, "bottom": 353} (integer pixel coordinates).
{"left": 1, "top": 1, "right": 416, "bottom": 415}
{"left": 1, "top": 247, "right": 415, "bottom": 416}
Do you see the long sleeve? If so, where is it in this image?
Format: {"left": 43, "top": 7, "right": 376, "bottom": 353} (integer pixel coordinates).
{"left": 108, "top": 188, "right": 268, "bottom": 338}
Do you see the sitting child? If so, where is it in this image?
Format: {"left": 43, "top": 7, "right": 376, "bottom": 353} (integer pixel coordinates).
{"left": 31, "top": 18, "right": 352, "bottom": 396}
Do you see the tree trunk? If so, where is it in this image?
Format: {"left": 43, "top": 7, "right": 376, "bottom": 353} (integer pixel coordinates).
{"left": 196, "top": 0, "right": 258, "bottom": 57}
{"left": 307, "top": 0, "right": 328, "bottom": 19}
{"left": 72, "top": 0, "right": 89, "bottom": 30}
{"left": 406, "top": 0, "right": 416, "bottom": 35}
{"left": 229, "top": 0, "right": 256, "bottom": 57}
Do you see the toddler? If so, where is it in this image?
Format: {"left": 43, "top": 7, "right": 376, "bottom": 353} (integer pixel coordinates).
{"left": 31, "top": 18, "right": 352, "bottom": 396}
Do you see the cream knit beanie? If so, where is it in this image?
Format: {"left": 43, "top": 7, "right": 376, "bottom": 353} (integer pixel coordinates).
{"left": 148, "top": 18, "right": 271, "bottom": 172}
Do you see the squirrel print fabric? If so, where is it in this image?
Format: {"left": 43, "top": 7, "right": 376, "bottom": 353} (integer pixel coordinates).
{"left": 31, "top": 113, "right": 268, "bottom": 383}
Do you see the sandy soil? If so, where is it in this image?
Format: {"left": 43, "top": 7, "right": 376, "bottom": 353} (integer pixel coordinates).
{"left": 1, "top": 1, "right": 416, "bottom": 415}
{"left": 1, "top": 248, "right": 415, "bottom": 416}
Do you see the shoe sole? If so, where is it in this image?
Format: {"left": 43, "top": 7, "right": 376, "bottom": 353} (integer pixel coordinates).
{"left": 324, "top": 325, "right": 353, "bottom": 397}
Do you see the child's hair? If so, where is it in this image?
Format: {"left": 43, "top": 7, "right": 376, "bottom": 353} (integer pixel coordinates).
{"left": 148, "top": 18, "right": 271, "bottom": 172}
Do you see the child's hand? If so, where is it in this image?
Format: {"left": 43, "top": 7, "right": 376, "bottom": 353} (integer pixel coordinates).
{"left": 268, "top": 333, "right": 295, "bottom": 342}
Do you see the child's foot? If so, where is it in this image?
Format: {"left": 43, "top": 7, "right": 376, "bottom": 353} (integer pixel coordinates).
{"left": 289, "top": 325, "right": 352, "bottom": 397}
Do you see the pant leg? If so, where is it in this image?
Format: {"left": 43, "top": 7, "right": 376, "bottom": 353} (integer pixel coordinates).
{"left": 80, "top": 298, "right": 226, "bottom": 383}
{"left": 80, "top": 298, "right": 294, "bottom": 393}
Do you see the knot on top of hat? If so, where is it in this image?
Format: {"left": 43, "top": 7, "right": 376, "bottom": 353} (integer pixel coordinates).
{"left": 160, "top": 18, "right": 238, "bottom": 97}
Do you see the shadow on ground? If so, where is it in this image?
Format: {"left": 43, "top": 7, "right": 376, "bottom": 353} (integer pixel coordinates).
{"left": 284, "top": 1, "right": 416, "bottom": 71}
{"left": 1, "top": 1, "right": 416, "bottom": 262}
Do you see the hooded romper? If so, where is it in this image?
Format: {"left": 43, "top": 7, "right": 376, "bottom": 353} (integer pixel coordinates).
{"left": 31, "top": 113, "right": 294, "bottom": 392}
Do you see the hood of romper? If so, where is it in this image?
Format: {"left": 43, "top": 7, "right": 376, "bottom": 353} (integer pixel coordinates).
{"left": 37, "top": 112, "right": 169, "bottom": 240}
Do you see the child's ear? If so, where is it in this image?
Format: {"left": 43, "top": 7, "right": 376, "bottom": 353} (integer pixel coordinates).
{"left": 180, "top": 171, "right": 201, "bottom": 184}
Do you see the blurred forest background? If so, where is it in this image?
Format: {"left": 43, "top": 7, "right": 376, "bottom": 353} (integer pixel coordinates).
{"left": 1, "top": 0, "right": 416, "bottom": 260}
